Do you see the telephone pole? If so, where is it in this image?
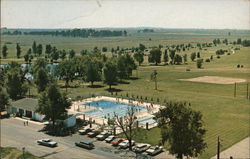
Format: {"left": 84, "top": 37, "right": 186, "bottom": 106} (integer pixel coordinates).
{"left": 247, "top": 83, "right": 249, "bottom": 99}
{"left": 234, "top": 82, "right": 236, "bottom": 97}
{"left": 217, "top": 136, "right": 220, "bottom": 159}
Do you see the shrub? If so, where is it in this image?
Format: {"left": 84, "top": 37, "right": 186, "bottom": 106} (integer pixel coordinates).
{"left": 196, "top": 59, "right": 203, "bottom": 68}
{"left": 217, "top": 55, "right": 220, "bottom": 59}
{"left": 205, "top": 58, "right": 210, "bottom": 62}
{"left": 237, "top": 64, "right": 240, "bottom": 68}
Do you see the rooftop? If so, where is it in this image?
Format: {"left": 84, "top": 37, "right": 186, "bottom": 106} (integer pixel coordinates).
{"left": 10, "top": 98, "right": 38, "bottom": 112}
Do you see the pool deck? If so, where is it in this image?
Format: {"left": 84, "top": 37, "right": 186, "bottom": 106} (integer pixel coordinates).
{"left": 68, "top": 96, "right": 162, "bottom": 128}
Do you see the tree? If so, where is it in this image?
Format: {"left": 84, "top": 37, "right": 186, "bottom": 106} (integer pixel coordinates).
{"left": 16, "top": 43, "right": 21, "bottom": 58}
{"left": 55, "top": 59, "right": 76, "bottom": 90}
{"left": 37, "top": 83, "right": 71, "bottom": 134}
{"left": 68, "top": 49, "right": 75, "bottom": 59}
{"left": 103, "top": 59, "right": 117, "bottom": 90}
{"left": 174, "top": 54, "right": 182, "bottom": 65}
{"left": 34, "top": 68, "right": 50, "bottom": 93}
{"left": 32, "top": 58, "right": 48, "bottom": 75}
{"left": 80, "top": 49, "right": 88, "bottom": 56}
{"left": 156, "top": 101, "right": 207, "bottom": 159}
{"left": 139, "top": 43, "right": 146, "bottom": 51}
{"left": 196, "top": 59, "right": 203, "bottom": 69}
{"left": 163, "top": 49, "right": 169, "bottom": 64}
{"left": 2, "top": 45, "right": 8, "bottom": 58}
{"left": 59, "top": 50, "right": 67, "bottom": 60}
{"left": 148, "top": 48, "right": 162, "bottom": 65}
{"left": 24, "top": 54, "right": 29, "bottom": 64}
{"left": 169, "top": 50, "right": 176, "bottom": 64}
{"left": 117, "top": 54, "right": 136, "bottom": 80}
{"left": 37, "top": 44, "right": 43, "bottom": 56}
{"left": 197, "top": 52, "right": 200, "bottom": 58}
{"left": 102, "top": 47, "right": 108, "bottom": 52}
{"left": 237, "top": 38, "right": 241, "bottom": 44}
{"left": 0, "top": 87, "right": 9, "bottom": 112}
{"left": 183, "top": 54, "right": 187, "bottom": 64}
{"left": 150, "top": 70, "right": 158, "bottom": 90}
{"left": 51, "top": 50, "right": 59, "bottom": 61}
{"left": 133, "top": 51, "right": 144, "bottom": 66}
{"left": 32, "top": 41, "right": 37, "bottom": 56}
{"left": 45, "top": 44, "right": 52, "bottom": 57}
{"left": 85, "top": 60, "right": 102, "bottom": 86}
{"left": 6, "top": 62, "right": 28, "bottom": 100}
{"left": 190, "top": 52, "right": 196, "bottom": 61}
{"left": 114, "top": 105, "right": 137, "bottom": 151}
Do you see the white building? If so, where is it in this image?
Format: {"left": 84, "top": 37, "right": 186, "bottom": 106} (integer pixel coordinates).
{"left": 7, "top": 98, "right": 44, "bottom": 121}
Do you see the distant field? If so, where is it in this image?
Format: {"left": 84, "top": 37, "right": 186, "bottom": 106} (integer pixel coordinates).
{"left": 1, "top": 29, "right": 250, "bottom": 159}
{"left": 1, "top": 29, "right": 250, "bottom": 59}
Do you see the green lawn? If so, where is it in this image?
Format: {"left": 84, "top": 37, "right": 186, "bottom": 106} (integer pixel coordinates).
{"left": 0, "top": 147, "right": 41, "bottom": 159}
{"left": 62, "top": 47, "right": 249, "bottom": 158}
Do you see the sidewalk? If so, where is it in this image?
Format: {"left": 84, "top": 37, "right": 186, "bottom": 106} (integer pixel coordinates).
{"left": 13, "top": 117, "right": 48, "bottom": 125}
{"left": 211, "top": 137, "right": 250, "bottom": 159}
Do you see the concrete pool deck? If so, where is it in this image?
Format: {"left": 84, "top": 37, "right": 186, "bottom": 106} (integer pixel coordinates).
{"left": 68, "top": 96, "right": 161, "bottom": 128}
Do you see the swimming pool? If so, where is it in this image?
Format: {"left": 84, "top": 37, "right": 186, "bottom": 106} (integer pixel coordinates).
{"left": 139, "top": 117, "right": 156, "bottom": 125}
{"left": 83, "top": 100, "right": 146, "bottom": 118}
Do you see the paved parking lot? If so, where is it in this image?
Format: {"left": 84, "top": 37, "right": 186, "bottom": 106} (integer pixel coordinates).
{"left": 1, "top": 118, "right": 130, "bottom": 159}
{"left": 1, "top": 117, "right": 173, "bottom": 159}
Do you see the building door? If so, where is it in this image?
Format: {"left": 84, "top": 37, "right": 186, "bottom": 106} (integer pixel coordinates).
{"left": 19, "top": 109, "right": 24, "bottom": 117}
{"left": 25, "top": 110, "right": 32, "bottom": 118}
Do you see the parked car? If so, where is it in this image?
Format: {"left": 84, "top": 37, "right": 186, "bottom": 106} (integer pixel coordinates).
{"left": 87, "top": 131, "right": 100, "bottom": 138}
{"left": 37, "top": 139, "right": 57, "bottom": 147}
{"left": 96, "top": 132, "right": 110, "bottom": 140}
{"left": 145, "top": 145, "right": 163, "bottom": 156}
{"left": 133, "top": 143, "right": 151, "bottom": 153}
{"left": 105, "top": 135, "right": 117, "bottom": 143}
{"left": 111, "top": 138, "right": 125, "bottom": 146}
{"left": 78, "top": 128, "right": 93, "bottom": 135}
{"left": 119, "top": 140, "right": 135, "bottom": 149}
{"left": 75, "top": 140, "right": 95, "bottom": 149}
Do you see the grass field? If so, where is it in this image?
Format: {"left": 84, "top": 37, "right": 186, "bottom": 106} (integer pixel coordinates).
{"left": 1, "top": 29, "right": 250, "bottom": 158}
{"left": 0, "top": 147, "right": 41, "bottom": 159}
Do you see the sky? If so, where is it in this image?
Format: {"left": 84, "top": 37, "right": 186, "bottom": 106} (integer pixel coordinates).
{"left": 1, "top": 0, "right": 250, "bottom": 29}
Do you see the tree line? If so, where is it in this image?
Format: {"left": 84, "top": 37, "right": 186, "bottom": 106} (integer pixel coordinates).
{"left": 2, "top": 29, "right": 127, "bottom": 38}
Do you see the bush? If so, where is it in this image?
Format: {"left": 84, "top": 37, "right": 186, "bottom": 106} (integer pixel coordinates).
{"left": 196, "top": 59, "right": 203, "bottom": 68}
{"left": 237, "top": 64, "right": 240, "bottom": 68}
{"left": 205, "top": 58, "right": 210, "bottom": 62}
{"left": 241, "top": 65, "right": 244, "bottom": 68}
{"left": 217, "top": 55, "right": 220, "bottom": 59}
{"left": 186, "top": 68, "right": 191, "bottom": 71}
{"left": 227, "top": 53, "right": 231, "bottom": 55}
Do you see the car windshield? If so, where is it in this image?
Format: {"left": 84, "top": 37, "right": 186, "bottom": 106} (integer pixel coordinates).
{"left": 138, "top": 144, "right": 146, "bottom": 148}
{"left": 43, "top": 139, "right": 51, "bottom": 142}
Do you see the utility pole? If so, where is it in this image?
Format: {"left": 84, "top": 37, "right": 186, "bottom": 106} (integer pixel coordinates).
{"left": 22, "top": 147, "right": 25, "bottom": 159}
{"left": 247, "top": 83, "right": 249, "bottom": 99}
{"left": 217, "top": 136, "right": 220, "bottom": 159}
{"left": 234, "top": 82, "right": 236, "bottom": 97}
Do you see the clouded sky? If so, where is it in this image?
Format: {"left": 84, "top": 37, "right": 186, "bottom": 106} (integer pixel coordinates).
{"left": 1, "top": 0, "right": 249, "bottom": 29}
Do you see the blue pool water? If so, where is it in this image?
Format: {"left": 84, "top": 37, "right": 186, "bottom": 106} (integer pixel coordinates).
{"left": 139, "top": 117, "right": 156, "bottom": 125}
{"left": 83, "top": 100, "right": 146, "bottom": 118}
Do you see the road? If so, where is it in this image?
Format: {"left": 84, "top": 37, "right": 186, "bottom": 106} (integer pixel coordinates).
{"left": 1, "top": 118, "right": 136, "bottom": 159}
